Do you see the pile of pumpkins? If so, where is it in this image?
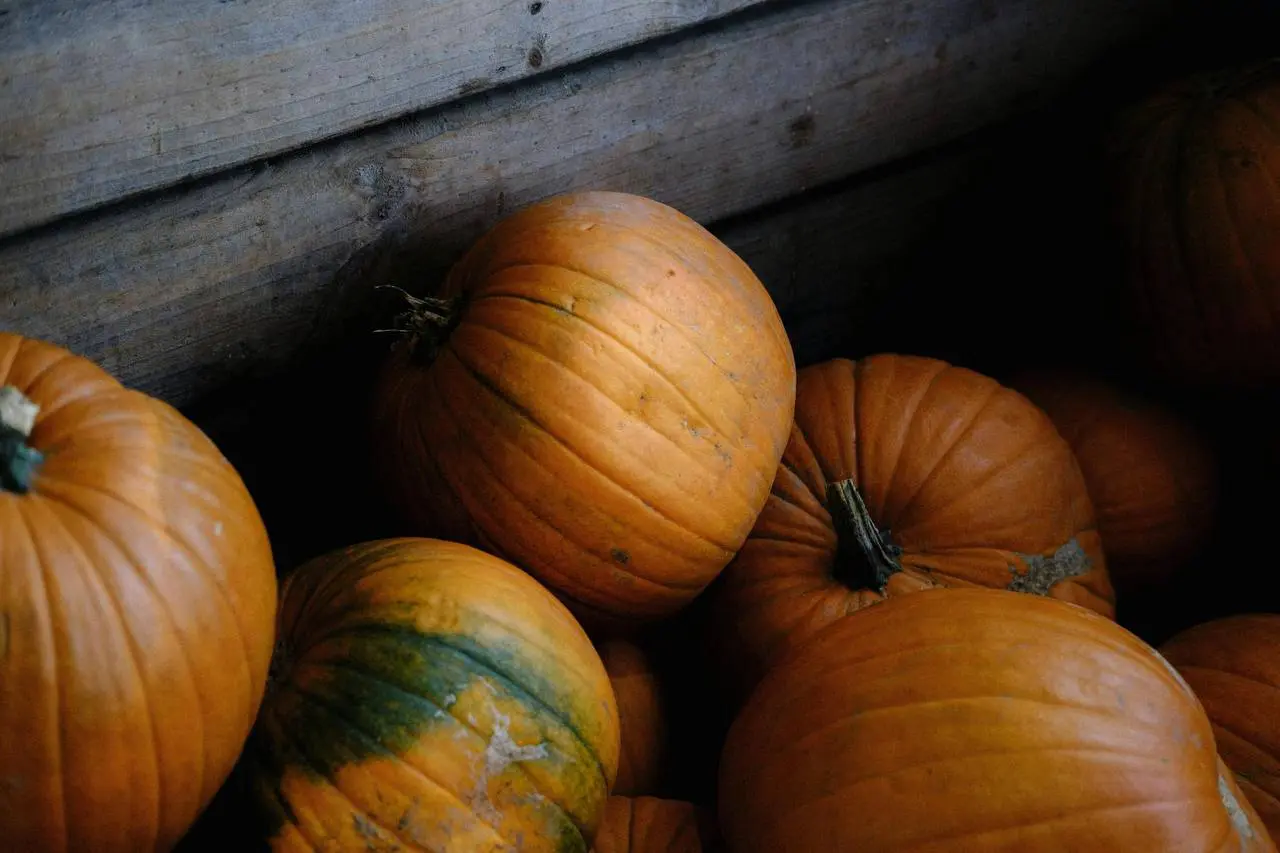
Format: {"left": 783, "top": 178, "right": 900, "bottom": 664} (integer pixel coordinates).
{"left": 3, "top": 59, "right": 1279, "bottom": 853}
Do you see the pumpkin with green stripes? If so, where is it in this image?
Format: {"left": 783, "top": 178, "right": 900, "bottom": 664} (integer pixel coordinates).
{"left": 247, "top": 537, "right": 621, "bottom": 851}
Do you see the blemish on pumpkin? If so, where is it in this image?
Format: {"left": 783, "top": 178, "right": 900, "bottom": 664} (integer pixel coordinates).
{"left": 1219, "top": 773, "right": 1256, "bottom": 839}
{"left": 1005, "top": 538, "right": 1091, "bottom": 596}
{"left": 213, "top": 520, "right": 224, "bottom": 537}
{"left": 610, "top": 548, "right": 630, "bottom": 565}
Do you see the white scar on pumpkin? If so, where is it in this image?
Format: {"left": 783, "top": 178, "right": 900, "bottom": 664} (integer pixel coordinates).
{"left": 473, "top": 707, "right": 549, "bottom": 822}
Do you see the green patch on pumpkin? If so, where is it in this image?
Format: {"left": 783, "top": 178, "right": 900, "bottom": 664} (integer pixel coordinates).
{"left": 249, "top": 618, "right": 604, "bottom": 852}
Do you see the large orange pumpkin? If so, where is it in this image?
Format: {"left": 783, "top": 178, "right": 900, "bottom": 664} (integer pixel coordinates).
{"left": 599, "top": 640, "right": 667, "bottom": 796}
{"left": 1108, "top": 59, "right": 1280, "bottom": 387}
{"left": 370, "top": 191, "right": 796, "bottom": 624}
{"left": 1162, "top": 614, "right": 1280, "bottom": 839}
{"left": 712, "top": 355, "right": 1113, "bottom": 691}
{"left": 592, "top": 797, "right": 717, "bottom": 853}
{"left": 0, "top": 333, "right": 278, "bottom": 852}
{"left": 246, "top": 537, "right": 621, "bottom": 851}
{"left": 1012, "top": 370, "right": 1218, "bottom": 594}
{"left": 719, "top": 587, "right": 1276, "bottom": 852}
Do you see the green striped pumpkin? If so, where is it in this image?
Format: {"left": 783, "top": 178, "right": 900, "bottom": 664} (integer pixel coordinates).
{"left": 246, "top": 538, "right": 620, "bottom": 851}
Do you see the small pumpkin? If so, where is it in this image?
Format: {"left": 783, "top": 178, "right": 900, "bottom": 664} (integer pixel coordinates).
{"left": 719, "top": 587, "right": 1276, "bottom": 852}
{"left": 0, "top": 333, "right": 278, "bottom": 852}
{"left": 712, "top": 355, "right": 1113, "bottom": 691}
{"left": 246, "top": 537, "right": 621, "bottom": 852}
{"left": 1011, "top": 370, "right": 1217, "bottom": 594}
{"left": 1161, "top": 614, "right": 1280, "bottom": 838}
{"left": 599, "top": 639, "right": 668, "bottom": 796}
{"left": 370, "top": 191, "right": 796, "bottom": 625}
{"left": 592, "top": 797, "right": 717, "bottom": 853}
{"left": 1108, "top": 59, "right": 1280, "bottom": 387}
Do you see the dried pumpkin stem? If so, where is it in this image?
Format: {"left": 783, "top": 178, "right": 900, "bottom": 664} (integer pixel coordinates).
{"left": 826, "top": 479, "right": 902, "bottom": 592}
{"left": 0, "top": 385, "right": 44, "bottom": 494}
{"left": 375, "top": 285, "right": 464, "bottom": 366}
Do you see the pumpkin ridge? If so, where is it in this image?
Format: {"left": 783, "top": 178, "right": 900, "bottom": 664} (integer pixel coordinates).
{"left": 1209, "top": 119, "right": 1279, "bottom": 336}
{"left": 1177, "top": 664, "right": 1280, "bottom": 700}
{"left": 424, "top": 372, "right": 709, "bottom": 598}
{"left": 36, "top": 476, "right": 257, "bottom": 725}
{"left": 1173, "top": 95, "right": 1222, "bottom": 356}
{"left": 889, "top": 380, "right": 1003, "bottom": 527}
{"left": 882, "top": 796, "right": 1206, "bottom": 852}
{"left": 1226, "top": 114, "right": 1280, "bottom": 340}
{"left": 10, "top": 497, "right": 70, "bottom": 850}
{"left": 855, "top": 357, "right": 949, "bottom": 515}
{"left": 784, "top": 693, "right": 1178, "bottom": 760}
{"left": 470, "top": 287, "right": 750, "bottom": 455}
{"left": 323, "top": 622, "right": 610, "bottom": 785}
{"left": 458, "top": 303, "right": 758, "bottom": 514}
{"left": 31, "top": 499, "right": 171, "bottom": 833}
{"left": 778, "top": 427, "right": 830, "bottom": 520}
{"left": 481, "top": 259, "right": 765, "bottom": 416}
{"left": 886, "top": 442, "right": 1038, "bottom": 543}
{"left": 433, "top": 347, "right": 715, "bottom": 590}
{"left": 258, "top": 705, "right": 437, "bottom": 852}
{"left": 442, "top": 345, "right": 738, "bottom": 560}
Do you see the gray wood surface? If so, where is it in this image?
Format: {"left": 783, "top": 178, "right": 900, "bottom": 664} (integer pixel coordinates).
{"left": 0, "top": 0, "right": 1167, "bottom": 406}
{"left": 0, "top": 0, "right": 773, "bottom": 237}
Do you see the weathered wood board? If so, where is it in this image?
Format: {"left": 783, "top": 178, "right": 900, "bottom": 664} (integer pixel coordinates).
{"left": 0, "top": 0, "right": 774, "bottom": 236}
{"left": 1, "top": 0, "right": 1171, "bottom": 408}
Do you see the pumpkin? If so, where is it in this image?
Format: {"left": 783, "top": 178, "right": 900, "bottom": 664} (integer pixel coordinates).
{"left": 599, "top": 640, "right": 667, "bottom": 796}
{"left": 719, "top": 587, "right": 1276, "bottom": 852}
{"left": 1011, "top": 370, "right": 1217, "bottom": 594}
{"left": 246, "top": 537, "right": 621, "bottom": 852}
{"left": 592, "top": 797, "right": 717, "bottom": 853}
{"left": 1161, "top": 614, "right": 1280, "bottom": 838}
{"left": 369, "top": 191, "right": 796, "bottom": 624}
{"left": 0, "top": 333, "right": 278, "bottom": 852}
{"left": 712, "top": 354, "right": 1114, "bottom": 691}
{"left": 1108, "top": 59, "right": 1280, "bottom": 387}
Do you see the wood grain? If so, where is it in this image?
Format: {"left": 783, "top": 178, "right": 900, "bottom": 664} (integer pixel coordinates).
{"left": 0, "top": 0, "right": 1170, "bottom": 406}
{"left": 0, "top": 0, "right": 773, "bottom": 237}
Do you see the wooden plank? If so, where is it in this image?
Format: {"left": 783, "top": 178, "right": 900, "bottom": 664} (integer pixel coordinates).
{"left": 0, "top": 0, "right": 773, "bottom": 237}
{"left": 0, "top": 0, "right": 1174, "bottom": 407}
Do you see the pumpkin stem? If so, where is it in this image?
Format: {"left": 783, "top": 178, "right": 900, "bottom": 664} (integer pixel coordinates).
{"left": 826, "top": 479, "right": 902, "bottom": 591}
{"left": 374, "top": 285, "right": 464, "bottom": 366}
{"left": 0, "top": 385, "right": 44, "bottom": 494}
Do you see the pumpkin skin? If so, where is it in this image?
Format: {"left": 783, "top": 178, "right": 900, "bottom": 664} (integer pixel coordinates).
{"left": 1012, "top": 370, "right": 1217, "bottom": 594}
{"left": 1162, "top": 615, "right": 1280, "bottom": 839}
{"left": 591, "top": 797, "right": 717, "bottom": 853}
{"left": 246, "top": 537, "right": 621, "bottom": 852}
{"left": 599, "top": 640, "right": 667, "bottom": 796}
{"left": 370, "top": 191, "right": 796, "bottom": 624}
{"left": 0, "top": 333, "right": 278, "bottom": 852}
{"left": 1108, "top": 60, "right": 1280, "bottom": 387}
{"left": 712, "top": 355, "right": 1113, "bottom": 691}
{"left": 719, "top": 587, "right": 1276, "bottom": 852}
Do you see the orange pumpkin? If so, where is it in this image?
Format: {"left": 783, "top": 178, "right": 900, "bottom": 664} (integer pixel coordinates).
{"left": 0, "top": 333, "right": 278, "bottom": 852}
{"left": 246, "top": 537, "right": 621, "bottom": 851}
{"left": 1108, "top": 59, "right": 1280, "bottom": 387}
{"left": 1011, "top": 370, "right": 1217, "bottom": 594}
{"left": 592, "top": 797, "right": 717, "bottom": 853}
{"left": 370, "top": 191, "right": 796, "bottom": 624}
{"left": 719, "top": 587, "right": 1276, "bottom": 852}
{"left": 712, "top": 355, "right": 1113, "bottom": 691}
{"left": 1162, "top": 614, "right": 1280, "bottom": 839}
{"left": 599, "top": 640, "right": 667, "bottom": 796}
